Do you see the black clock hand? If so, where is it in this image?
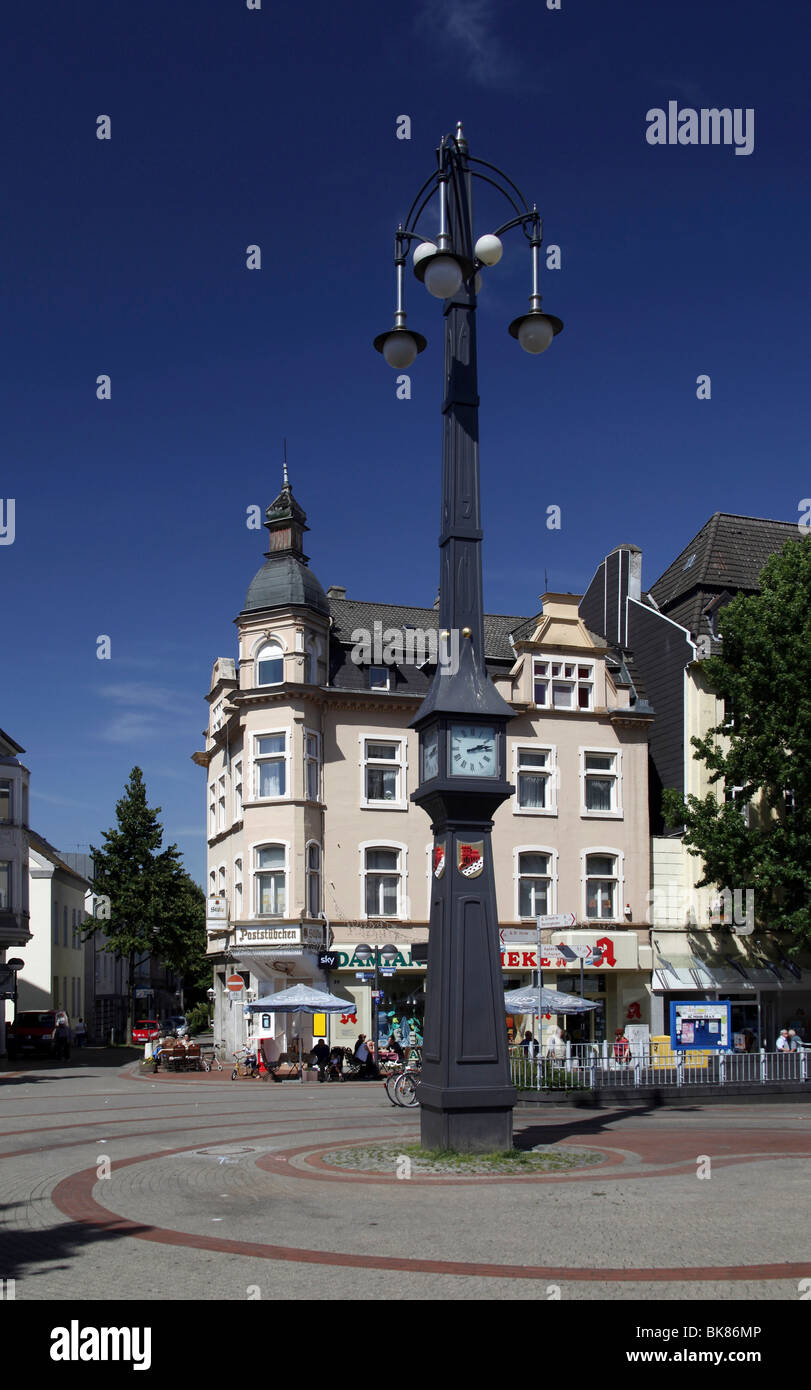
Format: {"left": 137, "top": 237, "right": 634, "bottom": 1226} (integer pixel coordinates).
{"left": 467, "top": 743, "right": 490, "bottom": 753}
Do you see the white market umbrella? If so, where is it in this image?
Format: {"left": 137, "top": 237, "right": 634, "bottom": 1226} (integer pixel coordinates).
{"left": 245, "top": 984, "right": 358, "bottom": 1083}
{"left": 504, "top": 986, "right": 600, "bottom": 1016}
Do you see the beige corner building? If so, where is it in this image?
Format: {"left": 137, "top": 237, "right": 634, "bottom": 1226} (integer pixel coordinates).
{"left": 195, "top": 474, "right": 654, "bottom": 1058}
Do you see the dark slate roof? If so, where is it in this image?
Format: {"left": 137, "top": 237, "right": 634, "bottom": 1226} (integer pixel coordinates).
{"left": 327, "top": 597, "right": 527, "bottom": 662}
{"left": 242, "top": 554, "right": 329, "bottom": 617}
{"left": 650, "top": 513, "right": 798, "bottom": 613}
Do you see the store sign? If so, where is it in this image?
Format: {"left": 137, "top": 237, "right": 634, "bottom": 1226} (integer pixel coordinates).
{"left": 235, "top": 927, "right": 302, "bottom": 946}
{"left": 500, "top": 934, "right": 637, "bottom": 971}
{"left": 336, "top": 945, "right": 418, "bottom": 970}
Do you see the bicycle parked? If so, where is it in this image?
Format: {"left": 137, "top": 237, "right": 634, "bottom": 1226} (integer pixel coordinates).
{"left": 384, "top": 1048, "right": 422, "bottom": 1107}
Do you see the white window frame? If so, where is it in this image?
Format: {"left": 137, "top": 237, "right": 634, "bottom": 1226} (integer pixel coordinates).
{"left": 0, "top": 779, "right": 12, "bottom": 824}
{"left": 726, "top": 785, "right": 751, "bottom": 828}
{"left": 305, "top": 840, "right": 322, "bottom": 919}
{"left": 369, "top": 666, "right": 390, "bottom": 691}
{"left": 305, "top": 730, "right": 322, "bottom": 803}
{"left": 359, "top": 734, "right": 407, "bottom": 810}
{"left": 533, "top": 657, "right": 594, "bottom": 711}
{"left": 217, "top": 774, "right": 227, "bottom": 831}
{"left": 579, "top": 746, "right": 623, "bottom": 818}
{"left": 217, "top": 863, "right": 227, "bottom": 897}
{"left": 233, "top": 760, "right": 243, "bottom": 821}
{"left": 254, "top": 635, "right": 286, "bottom": 688}
{"left": 233, "top": 857, "right": 243, "bottom": 919}
{"left": 211, "top": 699, "right": 223, "bottom": 734}
{"left": 514, "top": 846, "right": 558, "bottom": 921}
{"left": 582, "top": 847, "right": 624, "bottom": 924}
{"left": 512, "top": 743, "right": 557, "bottom": 815}
{"left": 253, "top": 728, "right": 290, "bottom": 802}
{"left": 359, "top": 840, "right": 408, "bottom": 920}
{"left": 208, "top": 783, "right": 217, "bottom": 838}
{"left": 0, "top": 860, "right": 11, "bottom": 912}
{"left": 251, "top": 840, "right": 289, "bottom": 919}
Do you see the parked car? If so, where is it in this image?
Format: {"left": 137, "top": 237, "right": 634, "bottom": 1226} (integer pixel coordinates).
{"left": 132, "top": 1019, "right": 161, "bottom": 1044}
{"left": 160, "top": 1015, "right": 189, "bottom": 1038}
{"left": 7, "top": 1010, "right": 71, "bottom": 1060}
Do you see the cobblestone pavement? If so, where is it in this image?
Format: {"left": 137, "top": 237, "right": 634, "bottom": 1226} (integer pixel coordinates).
{"left": 1, "top": 1055, "right": 809, "bottom": 1302}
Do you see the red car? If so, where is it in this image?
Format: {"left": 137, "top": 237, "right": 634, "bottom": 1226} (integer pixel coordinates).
{"left": 7, "top": 1010, "right": 71, "bottom": 1060}
{"left": 132, "top": 1019, "right": 160, "bottom": 1044}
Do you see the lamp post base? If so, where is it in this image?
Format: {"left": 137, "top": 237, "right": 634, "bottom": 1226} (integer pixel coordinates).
{"left": 418, "top": 1083, "right": 517, "bottom": 1153}
{"left": 419, "top": 1102, "right": 514, "bottom": 1154}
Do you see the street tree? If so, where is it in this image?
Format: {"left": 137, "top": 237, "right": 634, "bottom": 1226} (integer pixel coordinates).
{"left": 662, "top": 534, "right": 811, "bottom": 947}
{"left": 84, "top": 767, "right": 206, "bottom": 1036}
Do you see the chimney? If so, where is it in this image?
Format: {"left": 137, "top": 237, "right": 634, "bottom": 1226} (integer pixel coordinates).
{"left": 327, "top": 585, "right": 347, "bottom": 599}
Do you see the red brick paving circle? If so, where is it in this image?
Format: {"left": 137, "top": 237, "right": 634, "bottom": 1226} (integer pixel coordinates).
{"left": 50, "top": 1126, "right": 811, "bottom": 1284}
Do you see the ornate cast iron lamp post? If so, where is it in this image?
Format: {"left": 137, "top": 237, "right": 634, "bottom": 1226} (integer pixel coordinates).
{"left": 374, "top": 123, "right": 563, "bottom": 1151}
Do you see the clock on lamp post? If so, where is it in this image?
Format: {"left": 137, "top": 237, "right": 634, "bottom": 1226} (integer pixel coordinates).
{"left": 374, "top": 123, "right": 563, "bottom": 1152}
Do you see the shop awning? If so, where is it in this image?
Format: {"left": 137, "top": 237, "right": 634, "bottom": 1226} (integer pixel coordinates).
{"left": 652, "top": 932, "right": 808, "bottom": 993}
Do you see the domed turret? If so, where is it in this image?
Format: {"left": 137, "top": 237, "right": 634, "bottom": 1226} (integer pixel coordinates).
{"left": 241, "top": 459, "right": 329, "bottom": 617}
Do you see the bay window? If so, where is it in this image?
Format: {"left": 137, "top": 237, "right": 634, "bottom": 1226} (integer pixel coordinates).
{"left": 534, "top": 658, "right": 594, "bottom": 710}
{"left": 255, "top": 732, "right": 288, "bottom": 799}
{"left": 255, "top": 845, "right": 286, "bottom": 917}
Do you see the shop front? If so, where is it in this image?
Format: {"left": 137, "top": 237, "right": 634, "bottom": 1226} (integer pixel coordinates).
{"left": 500, "top": 929, "right": 651, "bottom": 1049}
{"left": 651, "top": 933, "right": 811, "bottom": 1050}
{"left": 330, "top": 943, "right": 426, "bottom": 1051}
{"left": 212, "top": 922, "right": 325, "bottom": 1056}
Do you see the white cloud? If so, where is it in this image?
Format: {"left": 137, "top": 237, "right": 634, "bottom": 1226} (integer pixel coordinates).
{"left": 417, "top": 0, "right": 523, "bottom": 89}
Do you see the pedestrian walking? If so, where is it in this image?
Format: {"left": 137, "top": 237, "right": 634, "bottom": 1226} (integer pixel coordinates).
{"left": 311, "top": 1038, "right": 330, "bottom": 1081}
{"left": 75, "top": 1018, "right": 87, "bottom": 1048}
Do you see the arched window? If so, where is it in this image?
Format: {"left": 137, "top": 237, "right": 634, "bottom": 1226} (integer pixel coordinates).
{"left": 306, "top": 843, "right": 321, "bottom": 918}
{"left": 256, "top": 642, "right": 284, "bottom": 686}
{"left": 363, "top": 846, "right": 403, "bottom": 918}
{"left": 255, "top": 845, "right": 286, "bottom": 917}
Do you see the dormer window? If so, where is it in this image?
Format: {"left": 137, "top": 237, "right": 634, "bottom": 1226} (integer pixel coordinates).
{"left": 256, "top": 642, "right": 284, "bottom": 686}
{"left": 370, "top": 666, "right": 390, "bottom": 691}
{"left": 534, "top": 658, "right": 593, "bottom": 710}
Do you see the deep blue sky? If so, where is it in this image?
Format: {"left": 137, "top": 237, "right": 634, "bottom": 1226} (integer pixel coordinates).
{"left": 3, "top": 0, "right": 809, "bottom": 885}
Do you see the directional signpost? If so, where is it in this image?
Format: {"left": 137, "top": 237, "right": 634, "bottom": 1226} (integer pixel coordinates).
{"left": 534, "top": 915, "right": 574, "bottom": 1041}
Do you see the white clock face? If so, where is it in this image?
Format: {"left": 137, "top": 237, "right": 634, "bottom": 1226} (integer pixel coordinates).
{"left": 422, "top": 729, "right": 439, "bottom": 781}
{"left": 449, "top": 724, "right": 497, "bottom": 777}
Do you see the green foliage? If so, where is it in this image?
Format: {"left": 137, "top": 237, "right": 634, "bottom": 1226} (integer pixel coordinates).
{"left": 185, "top": 1002, "right": 211, "bottom": 1037}
{"left": 661, "top": 535, "right": 811, "bottom": 946}
{"left": 85, "top": 767, "right": 208, "bottom": 1023}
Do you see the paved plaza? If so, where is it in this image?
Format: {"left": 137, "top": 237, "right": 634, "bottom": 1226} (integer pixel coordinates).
{"left": 1, "top": 1054, "right": 809, "bottom": 1302}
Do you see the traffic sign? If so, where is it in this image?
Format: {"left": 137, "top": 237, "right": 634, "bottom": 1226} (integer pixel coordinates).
{"left": 565, "top": 943, "right": 591, "bottom": 959}
{"left": 500, "top": 928, "right": 537, "bottom": 945}
{"left": 536, "top": 913, "right": 576, "bottom": 928}
{"left": 226, "top": 974, "right": 245, "bottom": 993}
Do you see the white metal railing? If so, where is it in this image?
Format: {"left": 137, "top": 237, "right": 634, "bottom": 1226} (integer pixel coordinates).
{"left": 509, "top": 1045, "right": 808, "bottom": 1091}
